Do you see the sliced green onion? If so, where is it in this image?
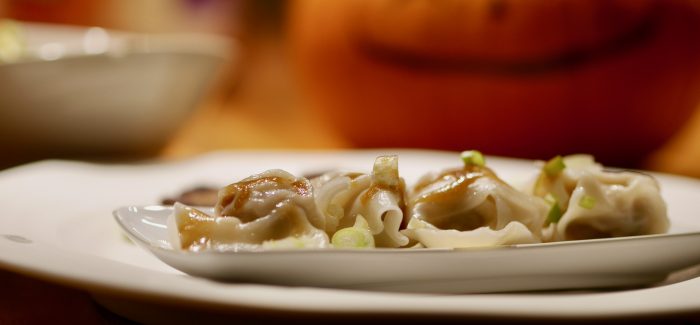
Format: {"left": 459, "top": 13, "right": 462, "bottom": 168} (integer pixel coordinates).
{"left": 544, "top": 193, "right": 557, "bottom": 205}
{"left": 461, "top": 150, "right": 485, "bottom": 167}
{"left": 578, "top": 195, "right": 596, "bottom": 209}
{"left": 544, "top": 155, "right": 566, "bottom": 177}
{"left": 372, "top": 155, "right": 399, "bottom": 187}
{"left": 332, "top": 215, "right": 375, "bottom": 249}
{"left": 563, "top": 154, "right": 595, "bottom": 169}
{"left": 331, "top": 227, "right": 374, "bottom": 249}
{"left": 546, "top": 200, "right": 563, "bottom": 225}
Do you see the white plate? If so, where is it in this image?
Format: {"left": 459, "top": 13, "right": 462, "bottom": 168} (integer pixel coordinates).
{"left": 115, "top": 205, "right": 700, "bottom": 294}
{"left": 2, "top": 150, "right": 700, "bottom": 321}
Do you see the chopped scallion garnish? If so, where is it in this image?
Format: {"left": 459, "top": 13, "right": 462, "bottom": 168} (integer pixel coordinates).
{"left": 372, "top": 155, "right": 399, "bottom": 187}
{"left": 546, "top": 200, "right": 563, "bottom": 225}
{"left": 461, "top": 150, "right": 485, "bottom": 167}
{"left": 544, "top": 155, "right": 566, "bottom": 177}
{"left": 331, "top": 228, "right": 374, "bottom": 248}
{"left": 578, "top": 195, "right": 596, "bottom": 209}
{"left": 544, "top": 193, "right": 557, "bottom": 205}
{"left": 331, "top": 216, "right": 375, "bottom": 249}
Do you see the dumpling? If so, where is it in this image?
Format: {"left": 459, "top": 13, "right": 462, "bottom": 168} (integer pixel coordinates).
{"left": 403, "top": 151, "right": 549, "bottom": 248}
{"left": 312, "top": 171, "right": 371, "bottom": 233}
{"left": 169, "top": 169, "right": 330, "bottom": 251}
{"left": 313, "top": 155, "right": 409, "bottom": 248}
{"left": 215, "top": 169, "right": 325, "bottom": 229}
{"left": 531, "top": 155, "right": 669, "bottom": 241}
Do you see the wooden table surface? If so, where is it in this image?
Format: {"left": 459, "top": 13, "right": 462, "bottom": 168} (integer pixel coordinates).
{"left": 2, "top": 34, "right": 700, "bottom": 324}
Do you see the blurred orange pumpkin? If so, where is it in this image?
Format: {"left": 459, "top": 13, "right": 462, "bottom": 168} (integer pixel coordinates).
{"left": 289, "top": 0, "right": 700, "bottom": 167}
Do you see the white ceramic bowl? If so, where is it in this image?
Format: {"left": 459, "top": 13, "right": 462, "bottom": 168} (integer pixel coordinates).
{"left": 0, "top": 22, "right": 232, "bottom": 156}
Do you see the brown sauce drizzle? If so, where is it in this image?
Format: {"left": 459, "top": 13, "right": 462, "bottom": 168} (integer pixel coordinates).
{"left": 412, "top": 165, "right": 510, "bottom": 231}
{"left": 360, "top": 179, "right": 409, "bottom": 229}
{"left": 217, "top": 176, "right": 311, "bottom": 221}
{"left": 291, "top": 180, "right": 312, "bottom": 197}
{"left": 178, "top": 207, "right": 216, "bottom": 249}
{"left": 345, "top": 172, "right": 365, "bottom": 180}
{"left": 414, "top": 165, "right": 500, "bottom": 204}
{"left": 180, "top": 204, "right": 314, "bottom": 249}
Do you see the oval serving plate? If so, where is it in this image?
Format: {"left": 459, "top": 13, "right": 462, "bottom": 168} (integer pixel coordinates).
{"left": 4, "top": 150, "right": 700, "bottom": 322}
{"left": 114, "top": 205, "right": 700, "bottom": 293}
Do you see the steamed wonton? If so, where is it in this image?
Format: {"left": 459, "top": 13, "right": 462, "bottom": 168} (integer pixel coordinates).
{"left": 169, "top": 169, "right": 329, "bottom": 251}
{"left": 165, "top": 153, "right": 670, "bottom": 252}
{"left": 531, "top": 155, "right": 669, "bottom": 241}
{"left": 403, "top": 152, "right": 548, "bottom": 248}
{"left": 313, "top": 155, "right": 409, "bottom": 248}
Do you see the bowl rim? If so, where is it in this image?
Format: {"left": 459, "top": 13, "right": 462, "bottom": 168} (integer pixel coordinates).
{"left": 0, "top": 20, "right": 234, "bottom": 66}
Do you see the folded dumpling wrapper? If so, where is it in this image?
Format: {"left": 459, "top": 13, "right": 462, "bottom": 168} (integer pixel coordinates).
{"left": 404, "top": 157, "right": 549, "bottom": 248}
{"left": 313, "top": 155, "right": 409, "bottom": 248}
{"left": 533, "top": 155, "right": 669, "bottom": 241}
{"left": 544, "top": 171, "right": 669, "bottom": 241}
{"left": 169, "top": 169, "right": 330, "bottom": 251}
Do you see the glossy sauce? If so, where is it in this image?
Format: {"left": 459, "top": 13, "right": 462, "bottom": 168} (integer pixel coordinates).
{"left": 414, "top": 165, "right": 499, "bottom": 204}
{"left": 178, "top": 204, "right": 315, "bottom": 250}
{"left": 412, "top": 165, "right": 504, "bottom": 231}
{"left": 177, "top": 206, "right": 218, "bottom": 250}
{"left": 216, "top": 176, "right": 312, "bottom": 222}
{"left": 360, "top": 179, "right": 408, "bottom": 229}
